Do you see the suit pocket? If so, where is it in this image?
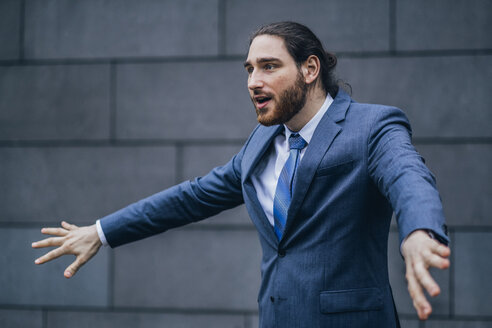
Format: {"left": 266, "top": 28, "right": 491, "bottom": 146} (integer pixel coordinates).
{"left": 320, "top": 287, "right": 383, "bottom": 314}
{"left": 315, "top": 160, "right": 354, "bottom": 177}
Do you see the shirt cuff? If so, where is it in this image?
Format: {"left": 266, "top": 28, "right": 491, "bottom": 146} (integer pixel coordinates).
{"left": 96, "top": 219, "right": 109, "bottom": 247}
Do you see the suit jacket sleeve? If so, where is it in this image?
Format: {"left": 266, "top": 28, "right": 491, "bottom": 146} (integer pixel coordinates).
{"left": 99, "top": 143, "right": 246, "bottom": 248}
{"left": 367, "top": 106, "right": 449, "bottom": 246}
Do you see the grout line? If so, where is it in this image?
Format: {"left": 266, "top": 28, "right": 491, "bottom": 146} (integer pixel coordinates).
{"left": 175, "top": 143, "right": 184, "bottom": 184}
{"left": 328, "top": 49, "right": 492, "bottom": 59}
{"left": 18, "top": 0, "right": 26, "bottom": 60}
{"left": 0, "top": 220, "right": 257, "bottom": 231}
{"left": 413, "top": 137, "right": 492, "bottom": 145}
{"left": 389, "top": 226, "right": 492, "bottom": 233}
{"left": 0, "top": 140, "right": 248, "bottom": 149}
{"left": 398, "top": 312, "right": 492, "bottom": 321}
{"left": 0, "top": 137, "right": 490, "bottom": 148}
{"left": 42, "top": 308, "right": 47, "bottom": 328}
{"left": 0, "top": 304, "right": 259, "bottom": 316}
{"left": 1, "top": 49, "right": 491, "bottom": 67}
{"left": 108, "top": 248, "right": 115, "bottom": 309}
{"left": 109, "top": 62, "right": 117, "bottom": 142}
{"left": 218, "top": 0, "right": 227, "bottom": 55}
{"left": 0, "top": 139, "right": 247, "bottom": 148}
{"left": 244, "top": 313, "right": 252, "bottom": 328}
{"left": 5, "top": 221, "right": 492, "bottom": 232}
{"left": 389, "top": 0, "right": 396, "bottom": 53}
{"left": 2, "top": 305, "right": 492, "bottom": 321}
{"left": 449, "top": 230, "right": 455, "bottom": 318}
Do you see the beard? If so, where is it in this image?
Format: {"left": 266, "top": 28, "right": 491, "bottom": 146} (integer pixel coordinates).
{"left": 252, "top": 71, "right": 308, "bottom": 126}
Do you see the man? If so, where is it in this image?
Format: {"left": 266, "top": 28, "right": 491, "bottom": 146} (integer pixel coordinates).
{"left": 33, "top": 22, "right": 450, "bottom": 327}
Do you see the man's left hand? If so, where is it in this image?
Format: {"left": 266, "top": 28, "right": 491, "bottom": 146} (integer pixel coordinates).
{"left": 401, "top": 229, "right": 451, "bottom": 320}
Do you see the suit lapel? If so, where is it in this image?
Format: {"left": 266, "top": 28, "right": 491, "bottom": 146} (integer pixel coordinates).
{"left": 242, "top": 124, "right": 283, "bottom": 181}
{"left": 284, "top": 90, "right": 352, "bottom": 237}
{"left": 242, "top": 124, "right": 283, "bottom": 246}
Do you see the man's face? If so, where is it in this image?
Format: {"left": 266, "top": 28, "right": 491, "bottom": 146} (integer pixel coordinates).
{"left": 244, "top": 35, "right": 308, "bottom": 126}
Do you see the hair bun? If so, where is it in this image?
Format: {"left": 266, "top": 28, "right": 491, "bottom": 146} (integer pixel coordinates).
{"left": 326, "top": 52, "right": 337, "bottom": 69}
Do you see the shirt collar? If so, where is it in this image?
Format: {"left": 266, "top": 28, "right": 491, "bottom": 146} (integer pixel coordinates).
{"left": 283, "top": 93, "right": 334, "bottom": 144}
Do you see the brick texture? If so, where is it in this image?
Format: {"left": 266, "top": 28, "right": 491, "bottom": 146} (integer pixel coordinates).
{"left": 24, "top": 0, "right": 219, "bottom": 59}
{"left": 46, "top": 311, "right": 246, "bottom": 328}
{"left": 113, "top": 227, "right": 261, "bottom": 310}
{"left": 0, "top": 1, "right": 490, "bottom": 326}
{"left": 115, "top": 61, "right": 256, "bottom": 140}
{"left": 225, "top": 0, "right": 389, "bottom": 55}
{"left": 0, "top": 0, "right": 21, "bottom": 60}
{"left": 396, "top": 0, "right": 492, "bottom": 50}
{"left": 0, "top": 227, "right": 110, "bottom": 306}
{"left": 417, "top": 144, "right": 492, "bottom": 226}
{"left": 388, "top": 231, "right": 450, "bottom": 316}
{"left": 0, "top": 147, "right": 176, "bottom": 222}
{"left": 426, "top": 320, "right": 492, "bottom": 328}
{"left": 0, "top": 309, "right": 42, "bottom": 328}
{"left": 453, "top": 232, "right": 492, "bottom": 316}
{"left": 337, "top": 56, "right": 492, "bottom": 138}
{"left": 0, "top": 65, "right": 110, "bottom": 140}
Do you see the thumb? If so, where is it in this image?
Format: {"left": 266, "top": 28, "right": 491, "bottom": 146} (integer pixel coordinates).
{"left": 64, "top": 257, "right": 84, "bottom": 279}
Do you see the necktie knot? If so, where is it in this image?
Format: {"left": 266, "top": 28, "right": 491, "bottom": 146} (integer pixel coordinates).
{"left": 289, "top": 133, "right": 307, "bottom": 150}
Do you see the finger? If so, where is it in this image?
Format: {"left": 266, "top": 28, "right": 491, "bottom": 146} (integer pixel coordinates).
{"left": 64, "top": 256, "right": 85, "bottom": 278}
{"left": 40, "top": 227, "right": 68, "bottom": 236}
{"left": 61, "top": 221, "right": 79, "bottom": 230}
{"left": 425, "top": 252, "right": 450, "bottom": 270}
{"left": 413, "top": 260, "right": 440, "bottom": 297}
{"left": 34, "top": 246, "right": 68, "bottom": 265}
{"left": 31, "top": 236, "right": 64, "bottom": 248}
{"left": 406, "top": 262, "right": 432, "bottom": 319}
{"left": 431, "top": 242, "right": 451, "bottom": 258}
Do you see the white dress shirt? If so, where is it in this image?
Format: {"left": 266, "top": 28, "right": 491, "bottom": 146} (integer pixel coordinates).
{"left": 97, "top": 94, "right": 334, "bottom": 245}
{"left": 251, "top": 93, "right": 333, "bottom": 226}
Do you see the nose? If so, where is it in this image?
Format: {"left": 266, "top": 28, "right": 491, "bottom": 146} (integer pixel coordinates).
{"left": 248, "top": 71, "right": 264, "bottom": 90}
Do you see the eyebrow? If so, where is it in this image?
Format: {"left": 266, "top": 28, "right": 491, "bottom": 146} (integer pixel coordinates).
{"left": 243, "top": 57, "right": 281, "bottom": 68}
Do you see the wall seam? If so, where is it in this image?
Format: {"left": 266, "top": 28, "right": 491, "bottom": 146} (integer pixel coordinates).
{"left": 389, "top": 0, "right": 396, "bottom": 53}
{"left": 449, "top": 229, "right": 455, "bottom": 318}
{"left": 1, "top": 49, "right": 491, "bottom": 66}
{"left": 1, "top": 138, "right": 491, "bottom": 148}
{"left": 42, "top": 308, "right": 47, "bottom": 328}
{"left": 175, "top": 143, "right": 184, "bottom": 184}
{"left": 109, "top": 62, "right": 117, "bottom": 142}
{"left": 108, "top": 249, "right": 115, "bottom": 309}
{"left": 218, "top": 0, "right": 227, "bottom": 55}
{"left": 18, "top": 0, "right": 26, "bottom": 60}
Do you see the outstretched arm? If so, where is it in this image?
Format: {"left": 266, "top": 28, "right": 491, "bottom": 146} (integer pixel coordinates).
{"left": 367, "top": 106, "right": 450, "bottom": 319}
{"left": 32, "top": 221, "right": 102, "bottom": 278}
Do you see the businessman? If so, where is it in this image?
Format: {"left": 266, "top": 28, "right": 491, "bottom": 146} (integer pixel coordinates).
{"left": 33, "top": 22, "right": 450, "bottom": 327}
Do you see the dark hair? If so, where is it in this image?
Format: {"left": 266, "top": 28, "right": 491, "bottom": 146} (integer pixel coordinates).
{"left": 249, "top": 21, "right": 339, "bottom": 98}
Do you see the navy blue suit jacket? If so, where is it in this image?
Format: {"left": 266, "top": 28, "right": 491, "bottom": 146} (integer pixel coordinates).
{"left": 100, "top": 90, "right": 449, "bottom": 327}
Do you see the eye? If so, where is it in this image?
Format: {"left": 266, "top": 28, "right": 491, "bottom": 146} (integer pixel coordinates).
{"left": 264, "top": 64, "right": 275, "bottom": 70}
{"left": 246, "top": 66, "right": 254, "bottom": 74}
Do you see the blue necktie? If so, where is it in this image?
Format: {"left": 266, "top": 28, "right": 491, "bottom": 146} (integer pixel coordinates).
{"left": 273, "top": 133, "right": 307, "bottom": 240}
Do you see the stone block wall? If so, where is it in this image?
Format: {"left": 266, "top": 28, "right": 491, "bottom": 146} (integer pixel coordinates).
{"left": 1, "top": 1, "right": 490, "bottom": 327}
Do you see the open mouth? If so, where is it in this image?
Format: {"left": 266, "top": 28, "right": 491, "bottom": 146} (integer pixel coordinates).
{"left": 256, "top": 96, "right": 272, "bottom": 104}
{"left": 255, "top": 96, "right": 272, "bottom": 110}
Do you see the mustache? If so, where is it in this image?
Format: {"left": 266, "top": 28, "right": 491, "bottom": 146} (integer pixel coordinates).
{"left": 252, "top": 90, "right": 273, "bottom": 96}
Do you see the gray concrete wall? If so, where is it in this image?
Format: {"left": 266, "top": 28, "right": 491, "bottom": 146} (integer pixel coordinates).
{"left": 1, "top": 0, "right": 490, "bottom": 327}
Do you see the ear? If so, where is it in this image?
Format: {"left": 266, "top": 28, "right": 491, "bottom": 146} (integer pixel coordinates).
{"left": 301, "top": 55, "right": 321, "bottom": 85}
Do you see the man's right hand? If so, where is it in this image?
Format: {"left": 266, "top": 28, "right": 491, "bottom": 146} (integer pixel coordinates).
{"left": 32, "top": 221, "right": 102, "bottom": 278}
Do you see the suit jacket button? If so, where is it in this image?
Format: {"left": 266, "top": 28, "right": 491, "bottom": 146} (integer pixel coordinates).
{"left": 278, "top": 249, "right": 286, "bottom": 257}
{"left": 270, "top": 296, "right": 275, "bottom": 303}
